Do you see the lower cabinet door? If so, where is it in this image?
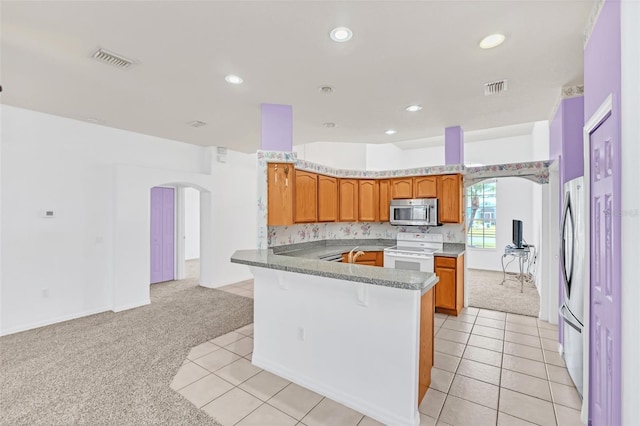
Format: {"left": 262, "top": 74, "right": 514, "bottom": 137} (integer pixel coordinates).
{"left": 435, "top": 267, "right": 456, "bottom": 310}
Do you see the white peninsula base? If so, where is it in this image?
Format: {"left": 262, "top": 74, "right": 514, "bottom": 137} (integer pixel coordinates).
{"left": 249, "top": 266, "right": 432, "bottom": 426}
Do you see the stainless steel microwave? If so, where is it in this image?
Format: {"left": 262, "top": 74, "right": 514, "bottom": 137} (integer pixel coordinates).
{"left": 389, "top": 198, "right": 439, "bottom": 226}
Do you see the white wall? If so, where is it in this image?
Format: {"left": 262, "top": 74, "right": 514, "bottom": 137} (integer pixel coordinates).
{"left": 621, "top": 1, "right": 640, "bottom": 423}
{"left": 366, "top": 143, "right": 444, "bottom": 170}
{"left": 209, "top": 149, "right": 256, "bottom": 286}
{"left": 0, "top": 105, "right": 255, "bottom": 335}
{"left": 252, "top": 267, "right": 421, "bottom": 426}
{"left": 465, "top": 134, "right": 534, "bottom": 166}
{"left": 294, "top": 142, "right": 367, "bottom": 170}
{"left": 184, "top": 187, "right": 200, "bottom": 260}
{"left": 531, "top": 121, "right": 549, "bottom": 290}
{"left": 532, "top": 121, "right": 550, "bottom": 161}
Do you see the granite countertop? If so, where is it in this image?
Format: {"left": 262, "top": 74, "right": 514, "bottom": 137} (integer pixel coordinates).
{"left": 231, "top": 249, "right": 439, "bottom": 293}
{"left": 436, "top": 243, "right": 466, "bottom": 258}
{"left": 273, "top": 238, "right": 395, "bottom": 259}
{"left": 272, "top": 239, "right": 465, "bottom": 259}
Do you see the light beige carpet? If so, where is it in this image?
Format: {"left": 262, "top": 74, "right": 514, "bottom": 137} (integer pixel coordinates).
{"left": 0, "top": 275, "right": 253, "bottom": 426}
{"left": 467, "top": 268, "right": 540, "bottom": 317}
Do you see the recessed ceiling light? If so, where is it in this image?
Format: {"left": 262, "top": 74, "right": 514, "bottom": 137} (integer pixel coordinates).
{"left": 319, "top": 85, "right": 335, "bottom": 94}
{"left": 330, "top": 27, "right": 353, "bottom": 42}
{"left": 405, "top": 105, "right": 423, "bottom": 112}
{"left": 323, "top": 122, "right": 337, "bottom": 128}
{"left": 385, "top": 129, "right": 397, "bottom": 135}
{"left": 479, "top": 33, "right": 506, "bottom": 49}
{"left": 187, "top": 120, "right": 207, "bottom": 128}
{"left": 225, "top": 74, "right": 243, "bottom": 84}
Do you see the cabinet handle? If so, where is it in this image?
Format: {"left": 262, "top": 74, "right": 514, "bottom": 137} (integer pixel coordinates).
{"left": 274, "top": 165, "right": 278, "bottom": 184}
{"left": 284, "top": 165, "right": 289, "bottom": 187}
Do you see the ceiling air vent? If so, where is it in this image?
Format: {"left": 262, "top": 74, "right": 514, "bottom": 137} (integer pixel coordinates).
{"left": 187, "top": 120, "right": 207, "bottom": 128}
{"left": 484, "top": 79, "right": 508, "bottom": 96}
{"left": 92, "top": 48, "right": 134, "bottom": 69}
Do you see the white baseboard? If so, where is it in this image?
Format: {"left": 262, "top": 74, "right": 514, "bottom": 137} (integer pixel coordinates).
{"left": 252, "top": 354, "right": 420, "bottom": 426}
{"left": 0, "top": 305, "right": 111, "bottom": 336}
{"left": 112, "top": 299, "right": 150, "bottom": 312}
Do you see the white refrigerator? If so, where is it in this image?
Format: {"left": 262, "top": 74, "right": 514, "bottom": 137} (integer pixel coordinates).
{"left": 560, "top": 176, "right": 585, "bottom": 396}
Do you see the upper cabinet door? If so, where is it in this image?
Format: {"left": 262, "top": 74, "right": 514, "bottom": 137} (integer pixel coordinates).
{"left": 414, "top": 176, "right": 437, "bottom": 198}
{"left": 294, "top": 170, "right": 318, "bottom": 223}
{"left": 437, "top": 174, "right": 463, "bottom": 223}
{"left": 379, "top": 179, "right": 391, "bottom": 222}
{"left": 358, "top": 180, "right": 379, "bottom": 222}
{"left": 339, "top": 179, "right": 359, "bottom": 222}
{"left": 318, "top": 175, "right": 338, "bottom": 222}
{"left": 267, "top": 163, "right": 294, "bottom": 226}
{"left": 391, "top": 178, "right": 413, "bottom": 199}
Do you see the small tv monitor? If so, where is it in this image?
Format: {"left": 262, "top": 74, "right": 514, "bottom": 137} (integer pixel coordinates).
{"left": 512, "top": 219, "right": 524, "bottom": 248}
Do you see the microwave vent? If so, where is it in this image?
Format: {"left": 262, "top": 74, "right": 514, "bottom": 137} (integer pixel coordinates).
{"left": 484, "top": 79, "right": 508, "bottom": 96}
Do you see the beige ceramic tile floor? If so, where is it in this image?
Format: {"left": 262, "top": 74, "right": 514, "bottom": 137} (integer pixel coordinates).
{"left": 172, "top": 281, "right": 584, "bottom": 426}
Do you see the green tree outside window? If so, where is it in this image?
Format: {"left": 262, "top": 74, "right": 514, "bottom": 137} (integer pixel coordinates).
{"left": 466, "top": 181, "right": 496, "bottom": 248}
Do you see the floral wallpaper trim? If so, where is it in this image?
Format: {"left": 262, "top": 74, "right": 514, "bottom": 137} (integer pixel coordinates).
{"left": 293, "top": 159, "right": 464, "bottom": 178}
{"left": 561, "top": 85, "right": 584, "bottom": 99}
{"left": 257, "top": 150, "right": 297, "bottom": 162}
{"left": 268, "top": 222, "right": 466, "bottom": 247}
{"left": 584, "top": 0, "right": 605, "bottom": 46}
{"left": 465, "top": 160, "right": 552, "bottom": 184}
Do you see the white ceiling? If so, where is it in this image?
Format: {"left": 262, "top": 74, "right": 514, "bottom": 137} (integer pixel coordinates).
{"left": 1, "top": 1, "right": 594, "bottom": 153}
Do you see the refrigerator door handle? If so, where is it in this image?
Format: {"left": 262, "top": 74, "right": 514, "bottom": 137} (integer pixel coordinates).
{"left": 560, "top": 304, "right": 582, "bottom": 333}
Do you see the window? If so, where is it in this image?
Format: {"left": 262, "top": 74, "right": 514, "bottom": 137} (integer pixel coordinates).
{"left": 466, "top": 180, "right": 496, "bottom": 248}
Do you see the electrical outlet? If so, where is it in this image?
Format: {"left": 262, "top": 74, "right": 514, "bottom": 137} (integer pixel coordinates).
{"left": 297, "top": 327, "right": 305, "bottom": 341}
{"left": 42, "top": 288, "right": 49, "bottom": 298}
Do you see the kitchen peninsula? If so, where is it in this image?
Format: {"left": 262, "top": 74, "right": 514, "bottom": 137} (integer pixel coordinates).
{"left": 231, "top": 246, "right": 439, "bottom": 426}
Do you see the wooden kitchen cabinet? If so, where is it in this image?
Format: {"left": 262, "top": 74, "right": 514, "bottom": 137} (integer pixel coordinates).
{"left": 341, "top": 251, "right": 383, "bottom": 266}
{"left": 267, "top": 162, "right": 293, "bottom": 226}
{"left": 318, "top": 175, "right": 338, "bottom": 222}
{"left": 339, "top": 179, "right": 359, "bottom": 222}
{"left": 391, "top": 177, "right": 413, "bottom": 199}
{"left": 294, "top": 170, "right": 318, "bottom": 223}
{"left": 413, "top": 176, "right": 438, "bottom": 198}
{"left": 358, "top": 180, "right": 379, "bottom": 222}
{"left": 378, "top": 179, "right": 391, "bottom": 222}
{"left": 434, "top": 254, "right": 464, "bottom": 316}
{"left": 437, "top": 174, "right": 463, "bottom": 223}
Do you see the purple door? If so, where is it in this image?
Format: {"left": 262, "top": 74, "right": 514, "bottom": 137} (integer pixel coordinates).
{"left": 589, "top": 112, "right": 621, "bottom": 426}
{"left": 150, "top": 187, "right": 175, "bottom": 284}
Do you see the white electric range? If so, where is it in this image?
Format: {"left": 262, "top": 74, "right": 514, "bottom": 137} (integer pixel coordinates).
{"left": 383, "top": 232, "right": 443, "bottom": 272}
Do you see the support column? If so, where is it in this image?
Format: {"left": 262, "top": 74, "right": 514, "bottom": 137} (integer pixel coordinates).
{"left": 199, "top": 190, "right": 215, "bottom": 287}
{"left": 444, "top": 126, "right": 464, "bottom": 165}
{"left": 261, "top": 103, "right": 293, "bottom": 151}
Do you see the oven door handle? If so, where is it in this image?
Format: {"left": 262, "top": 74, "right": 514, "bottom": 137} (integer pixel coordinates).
{"left": 385, "top": 252, "right": 434, "bottom": 260}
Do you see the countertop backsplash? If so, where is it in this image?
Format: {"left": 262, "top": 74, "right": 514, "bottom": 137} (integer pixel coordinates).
{"left": 268, "top": 222, "right": 465, "bottom": 247}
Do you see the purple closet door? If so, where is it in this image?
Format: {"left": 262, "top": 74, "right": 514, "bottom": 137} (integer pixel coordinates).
{"left": 150, "top": 187, "right": 175, "bottom": 284}
{"left": 589, "top": 113, "right": 621, "bottom": 426}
